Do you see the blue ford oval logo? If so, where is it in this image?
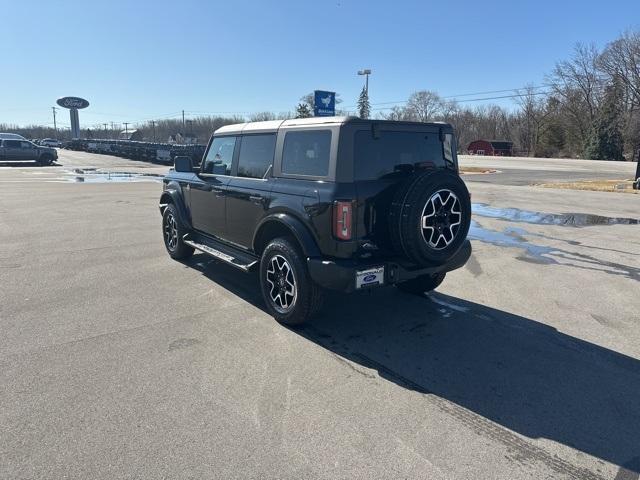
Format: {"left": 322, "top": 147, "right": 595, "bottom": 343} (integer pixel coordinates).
{"left": 57, "top": 96, "right": 90, "bottom": 109}
{"left": 363, "top": 274, "right": 377, "bottom": 282}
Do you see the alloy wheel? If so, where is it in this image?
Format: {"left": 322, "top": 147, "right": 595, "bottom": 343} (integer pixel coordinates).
{"left": 265, "top": 254, "right": 297, "bottom": 313}
{"left": 421, "top": 189, "right": 462, "bottom": 250}
{"left": 164, "top": 213, "right": 178, "bottom": 250}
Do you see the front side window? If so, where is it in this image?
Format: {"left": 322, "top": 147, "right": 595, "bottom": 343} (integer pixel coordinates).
{"left": 237, "top": 134, "right": 276, "bottom": 179}
{"left": 282, "top": 130, "right": 331, "bottom": 177}
{"left": 202, "top": 136, "right": 236, "bottom": 175}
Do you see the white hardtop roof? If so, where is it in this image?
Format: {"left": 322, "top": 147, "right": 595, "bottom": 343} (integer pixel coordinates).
{"left": 214, "top": 116, "right": 355, "bottom": 135}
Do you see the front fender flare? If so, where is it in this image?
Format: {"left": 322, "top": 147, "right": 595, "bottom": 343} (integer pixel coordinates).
{"left": 159, "top": 187, "right": 191, "bottom": 229}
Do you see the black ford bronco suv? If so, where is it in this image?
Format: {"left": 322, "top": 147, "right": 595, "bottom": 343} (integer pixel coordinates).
{"left": 159, "top": 117, "right": 471, "bottom": 325}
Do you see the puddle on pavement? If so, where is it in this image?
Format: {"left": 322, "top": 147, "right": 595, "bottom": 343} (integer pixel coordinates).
{"left": 468, "top": 221, "right": 557, "bottom": 264}
{"left": 472, "top": 203, "right": 639, "bottom": 226}
{"left": 59, "top": 170, "right": 163, "bottom": 183}
{"left": 469, "top": 220, "right": 640, "bottom": 280}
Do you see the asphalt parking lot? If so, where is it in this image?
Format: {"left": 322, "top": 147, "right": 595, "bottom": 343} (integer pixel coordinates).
{"left": 1, "top": 151, "right": 639, "bottom": 479}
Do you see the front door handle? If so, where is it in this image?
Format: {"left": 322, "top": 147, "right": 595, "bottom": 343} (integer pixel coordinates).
{"left": 249, "top": 195, "right": 263, "bottom": 205}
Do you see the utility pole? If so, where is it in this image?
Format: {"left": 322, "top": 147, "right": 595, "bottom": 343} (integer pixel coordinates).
{"left": 103, "top": 123, "right": 108, "bottom": 139}
{"left": 123, "top": 122, "right": 130, "bottom": 139}
{"left": 52, "top": 107, "right": 58, "bottom": 139}
{"left": 182, "top": 110, "right": 185, "bottom": 133}
{"left": 151, "top": 120, "right": 156, "bottom": 142}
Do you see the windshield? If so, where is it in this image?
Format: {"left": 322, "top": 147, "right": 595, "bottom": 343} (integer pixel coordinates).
{"left": 354, "top": 129, "right": 456, "bottom": 181}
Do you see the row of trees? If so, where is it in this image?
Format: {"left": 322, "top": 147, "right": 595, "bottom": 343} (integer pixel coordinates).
{"left": 357, "top": 31, "right": 639, "bottom": 160}
{"left": 3, "top": 31, "right": 638, "bottom": 160}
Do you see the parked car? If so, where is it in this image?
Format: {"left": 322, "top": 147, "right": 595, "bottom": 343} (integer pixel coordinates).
{"left": 0, "top": 132, "right": 27, "bottom": 141}
{"left": 159, "top": 116, "right": 472, "bottom": 325}
{"left": 0, "top": 139, "right": 58, "bottom": 165}
{"left": 40, "top": 138, "right": 62, "bottom": 147}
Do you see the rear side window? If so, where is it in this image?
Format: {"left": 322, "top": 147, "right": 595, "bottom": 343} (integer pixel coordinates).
{"left": 203, "top": 136, "right": 236, "bottom": 175}
{"left": 4, "top": 140, "right": 21, "bottom": 148}
{"left": 354, "top": 130, "right": 446, "bottom": 180}
{"left": 282, "top": 130, "right": 331, "bottom": 177}
{"left": 237, "top": 134, "right": 276, "bottom": 179}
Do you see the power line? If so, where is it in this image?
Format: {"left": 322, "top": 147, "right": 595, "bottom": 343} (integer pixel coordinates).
{"left": 370, "top": 90, "right": 552, "bottom": 112}
{"left": 344, "top": 84, "right": 553, "bottom": 109}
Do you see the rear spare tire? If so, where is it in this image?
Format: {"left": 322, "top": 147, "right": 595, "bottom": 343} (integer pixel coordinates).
{"left": 389, "top": 170, "right": 471, "bottom": 265}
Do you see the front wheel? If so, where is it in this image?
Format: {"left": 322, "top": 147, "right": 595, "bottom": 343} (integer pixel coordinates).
{"left": 396, "top": 272, "right": 446, "bottom": 295}
{"left": 162, "top": 204, "right": 194, "bottom": 260}
{"left": 260, "top": 238, "right": 323, "bottom": 326}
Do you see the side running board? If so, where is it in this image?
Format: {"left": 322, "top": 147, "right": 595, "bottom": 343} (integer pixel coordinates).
{"left": 183, "top": 233, "right": 259, "bottom": 272}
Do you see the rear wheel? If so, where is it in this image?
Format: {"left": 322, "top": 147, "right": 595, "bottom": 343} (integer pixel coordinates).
{"left": 260, "top": 237, "right": 323, "bottom": 326}
{"left": 162, "top": 204, "right": 194, "bottom": 260}
{"left": 397, "top": 272, "right": 446, "bottom": 295}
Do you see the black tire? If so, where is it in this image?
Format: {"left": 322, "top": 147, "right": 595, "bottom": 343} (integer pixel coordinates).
{"left": 389, "top": 170, "right": 471, "bottom": 265}
{"left": 260, "top": 237, "right": 323, "bottom": 326}
{"left": 38, "top": 154, "right": 53, "bottom": 166}
{"left": 162, "top": 204, "right": 194, "bottom": 260}
{"left": 397, "top": 272, "right": 446, "bottom": 295}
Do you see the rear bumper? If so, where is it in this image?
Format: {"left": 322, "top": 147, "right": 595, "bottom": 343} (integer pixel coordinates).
{"left": 308, "top": 240, "right": 472, "bottom": 293}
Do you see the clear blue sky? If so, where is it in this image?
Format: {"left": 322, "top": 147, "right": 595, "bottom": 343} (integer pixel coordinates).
{"left": 0, "top": 0, "right": 638, "bottom": 128}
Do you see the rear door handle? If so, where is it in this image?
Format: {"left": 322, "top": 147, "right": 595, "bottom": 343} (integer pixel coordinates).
{"left": 249, "top": 195, "right": 263, "bottom": 204}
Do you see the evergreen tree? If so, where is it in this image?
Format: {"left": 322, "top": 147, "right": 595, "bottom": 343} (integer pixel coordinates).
{"left": 357, "top": 86, "right": 370, "bottom": 119}
{"left": 584, "top": 79, "right": 625, "bottom": 160}
{"left": 295, "top": 103, "right": 312, "bottom": 118}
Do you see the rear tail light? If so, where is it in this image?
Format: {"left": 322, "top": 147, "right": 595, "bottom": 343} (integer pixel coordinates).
{"left": 333, "top": 201, "right": 353, "bottom": 240}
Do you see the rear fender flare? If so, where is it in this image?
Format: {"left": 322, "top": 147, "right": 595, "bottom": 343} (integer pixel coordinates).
{"left": 253, "top": 213, "right": 321, "bottom": 258}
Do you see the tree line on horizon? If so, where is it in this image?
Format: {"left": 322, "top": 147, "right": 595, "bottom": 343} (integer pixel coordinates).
{"left": 2, "top": 30, "right": 638, "bottom": 161}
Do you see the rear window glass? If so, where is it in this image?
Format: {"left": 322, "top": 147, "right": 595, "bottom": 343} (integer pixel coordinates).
{"left": 354, "top": 130, "right": 447, "bottom": 180}
{"left": 282, "top": 130, "right": 331, "bottom": 177}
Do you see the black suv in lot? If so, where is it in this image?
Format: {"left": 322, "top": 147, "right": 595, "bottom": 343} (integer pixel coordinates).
{"left": 160, "top": 117, "right": 471, "bottom": 325}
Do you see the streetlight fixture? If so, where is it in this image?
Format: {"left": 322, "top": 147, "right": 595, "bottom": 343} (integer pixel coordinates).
{"left": 357, "top": 69, "right": 372, "bottom": 95}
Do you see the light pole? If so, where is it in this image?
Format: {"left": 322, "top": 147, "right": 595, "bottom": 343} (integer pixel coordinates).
{"left": 357, "top": 69, "right": 372, "bottom": 96}
{"left": 52, "top": 107, "right": 58, "bottom": 139}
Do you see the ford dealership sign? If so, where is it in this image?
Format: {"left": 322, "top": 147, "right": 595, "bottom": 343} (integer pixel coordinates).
{"left": 57, "top": 96, "right": 90, "bottom": 109}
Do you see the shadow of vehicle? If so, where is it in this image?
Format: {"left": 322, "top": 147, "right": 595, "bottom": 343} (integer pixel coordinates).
{"left": 184, "top": 253, "right": 640, "bottom": 476}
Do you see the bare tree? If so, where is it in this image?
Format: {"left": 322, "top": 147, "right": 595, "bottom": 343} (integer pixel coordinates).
{"left": 249, "top": 111, "right": 277, "bottom": 122}
{"left": 598, "top": 31, "right": 640, "bottom": 108}
{"left": 405, "top": 90, "right": 443, "bottom": 122}
{"left": 513, "top": 85, "right": 551, "bottom": 155}
{"left": 547, "top": 43, "right": 604, "bottom": 152}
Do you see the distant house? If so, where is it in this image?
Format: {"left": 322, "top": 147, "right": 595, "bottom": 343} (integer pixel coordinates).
{"left": 120, "top": 129, "right": 143, "bottom": 141}
{"left": 468, "top": 140, "right": 514, "bottom": 156}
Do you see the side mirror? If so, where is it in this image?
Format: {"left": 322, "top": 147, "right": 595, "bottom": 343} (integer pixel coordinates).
{"left": 174, "top": 155, "right": 193, "bottom": 173}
